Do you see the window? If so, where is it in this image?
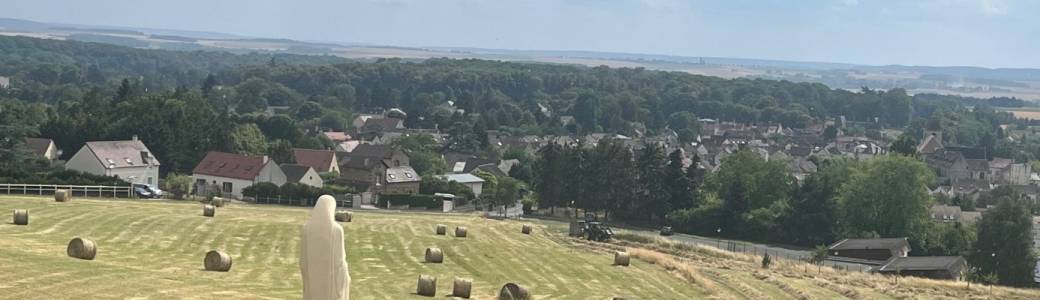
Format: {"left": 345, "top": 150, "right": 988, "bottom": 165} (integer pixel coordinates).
{"left": 394, "top": 159, "right": 400, "bottom": 167}
{"left": 388, "top": 174, "right": 396, "bottom": 179}
{"left": 222, "top": 182, "right": 232, "bottom": 193}
{"left": 147, "top": 177, "right": 153, "bottom": 185}
{"left": 196, "top": 179, "right": 206, "bottom": 186}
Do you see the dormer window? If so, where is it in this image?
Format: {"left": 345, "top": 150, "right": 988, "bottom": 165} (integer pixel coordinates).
{"left": 125, "top": 157, "right": 133, "bottom": 165}
{"left": 388, "top": 174, "right": 396, "bottom": 179}
{"left": 405, "top": 173, "right": 413, "bottom": 178}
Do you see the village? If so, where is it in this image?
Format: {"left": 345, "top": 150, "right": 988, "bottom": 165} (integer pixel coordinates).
{"left": 10, "top": 104, "right": 1040, "bottom": 287}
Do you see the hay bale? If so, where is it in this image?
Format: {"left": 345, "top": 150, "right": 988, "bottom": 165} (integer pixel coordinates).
{"left": 614, "top": 251, "right": 630, "bottom": 266}
{"left": 521, "top": 224, "right": 532, "bottom": 234}
{"left": 416, "top": 274, "right": 437, "bottom": 297}
{"left": 498, "top": 283, "right": 529, "bottom": 300}
{"left": 203, "top": 205, "right": 215, "bottom": 217}
{"left": 67, "top": 237, "right": 96, "bottom": 260}
{"left": 211, "top": 197, "right": 226, "bottom": 207}
{"left": 455, "top": 226, "right": 468, "bottom": 238}
{"left": 452, "top": 277, "right": 472, "bottom": 298}
{"left": 335, "top": 210, "right": 353, "bottom": 222}
{"left": 204, "top": 250, "right": 233, "bottom": 272}
{"left": 55, "top": 189, "right": 70, "bottom": 202}
{"left": 12, "top": 209, "right": 28, "bottom": 225}
{"left": 425, "top": 247, "right": 443, "bottom": 263}
{"left": 435, "top": 224, "right": 447, "bottom": 235}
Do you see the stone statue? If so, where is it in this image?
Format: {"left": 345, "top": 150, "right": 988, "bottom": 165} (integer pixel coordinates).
{"left": 301, "top": 195, "right": 350, "bottom": 300}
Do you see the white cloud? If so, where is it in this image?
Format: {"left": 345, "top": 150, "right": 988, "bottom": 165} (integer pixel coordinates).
{"left": 980, "top": 0, "right": 1008, "bottom": 15}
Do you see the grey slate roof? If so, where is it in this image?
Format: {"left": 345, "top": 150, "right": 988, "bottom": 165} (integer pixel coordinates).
{"left": 86, "top": 139, "right": 160, "bottom": 169}
{"left": 280, "top": 164, "right": 314, "bottom": 183}
{"left": 386, "top": 166, "right": 420, "bottom": 183}
{"left": 876, "top": 256, "right": 965, "bottom": 272}
{"left": 828, "top": 238, "right": 909, "bottom": 252}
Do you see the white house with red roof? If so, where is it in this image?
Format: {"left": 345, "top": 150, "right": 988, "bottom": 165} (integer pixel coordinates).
{"left": 65, "top": 136, "right": 160, "bottom": 185}
{"left": 192, "top": 151, "right": 286, "bottom": 198}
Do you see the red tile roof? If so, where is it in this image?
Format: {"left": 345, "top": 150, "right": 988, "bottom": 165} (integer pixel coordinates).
{"left": 293, "top": 148, "right": 336, "bottom": 172}
{"left": 192, "top": 151, "right": 266, "bottom": 180}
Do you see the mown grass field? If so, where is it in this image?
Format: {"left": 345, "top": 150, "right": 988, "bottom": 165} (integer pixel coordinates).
{"left": 0, "top": 195, "right": 703, "bottom": 299}
{"left": 5, "top": 195, "right": 1040, "bottom": 300}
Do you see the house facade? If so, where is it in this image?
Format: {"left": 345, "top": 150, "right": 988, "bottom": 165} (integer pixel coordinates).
{"left": 293, "top": 148, "right": 339, "bottom": 174}
{"left": 438, "top": 173, "right": 485, "bottom": 198}
{"left": 192, "top": 151, "right": 286, "bottom": 198}
{"left": 828, "top": 238, "right": 910, "bottom": 264}
{"left": 281, "top": 164, "right": 323, "bottom": 188}
{"left": 25, "top": 137, "right": 59, "bottom": 161}
{"left": 338, "top": 144, "right": 416, "bottom": 199}
{"left": 65, "top": 136, "right": 160, "bottom": 185}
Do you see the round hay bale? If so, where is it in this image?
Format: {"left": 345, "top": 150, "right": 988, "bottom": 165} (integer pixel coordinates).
{"left": 203, "top": 205, "right": 215, "bottom": 217}
{"left": 335, "top": 210, "right": 353, "bottom": 222}
{"left": 614, "top": 251, "right": 630, "bottom": 266}
{"left": 67, "top": 237, "right": 96, "bottom": 260}
{"left": 416, "top": 274, "right": 437, "bottom": 297}
{"left": 435, "top": 224, "right": 447, "bottom": 235}
{"left": 55, "top": 189, "right": 70, "bottom": 202}
{"left": 204, "top": 250, "right": 233, "bottom": 272}
{"left": 13, "top": 209, "right": 28, "bottom": 225}
{"left": 425, "top": 247, "right": 443, "bottom": 263}
{"left": 521, "top": 224, "right": 532, "bottom": 234}
{"left": 455, "top": 226, "right": 468, "bottom": 238}
{"left": 452, "top": 277, "right": 472, "bottom": 298}
{"left": 498, "top": 283, "right": 530, "bottom": 300}
{"left": 211, "top": 197, "right": 226, "bottom": 207}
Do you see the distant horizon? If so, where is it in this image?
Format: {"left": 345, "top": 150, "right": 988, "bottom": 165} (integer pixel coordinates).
{"left": 3, "top": 0, "right": 1038, "bottom": 69}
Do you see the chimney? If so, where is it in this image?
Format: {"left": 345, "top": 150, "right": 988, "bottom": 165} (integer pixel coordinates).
{"left": 262, "top": 155, "right": 269, "bottom": 164}
{"left": 132, "top": 135, "right": 139, "bottom": 142}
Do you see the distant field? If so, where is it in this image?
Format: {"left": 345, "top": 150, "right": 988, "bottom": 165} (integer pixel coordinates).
{"left": 0, "top": 196, "right": 701, "bottom": 299}
{"left": 998, "top": 107, "right": 1040, "bottom": 119}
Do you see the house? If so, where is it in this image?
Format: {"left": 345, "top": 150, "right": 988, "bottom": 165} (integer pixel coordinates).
{"left": 322, "top": 131, "right": 351, "bottom": 143}
{"left": 351, "top": 114, "right": 381, "bottom": 129}
{"left": 874, "top": 256, "right": 967, "bottom": 280}
{"left": 917, "top": 131, "right": 943, "bottom": 155}
{"left": 191, "top": 151, "right": 286, "bottom": 198}
{"left": 384, "top": 166, "right": 421, "bottom": 194}
{"left": 828, "top": 238, "right": 910, "bottom": 264}
{"left": 24, "top": 137, "right": 59, "bottom": 161}
{"left": 965, "top": 159, "right": 990, "bottom": 180}
{"left": 65, "top": 136, "right": 160, "bottom": 185}
{"left": 926, "top": 202, "right": 980, "bottom": 225}
{"left": 338, "top": 144, "right": 415, "bottom": 197}
{"left": 438, "top": 173, "right": 486, "bottom": 198}
{"left": 359, "top": 117, "right": 405, "bottom": 136}
{"left": 280, "top": 164, "right": 323, "bottom": 188}
{"left": 925, "top": 150, "right": 968, "bottom": 183}
{"left": 293, "top": 148, "right": 339, "bottom": 174}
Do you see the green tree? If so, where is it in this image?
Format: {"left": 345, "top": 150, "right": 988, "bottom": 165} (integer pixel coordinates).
{"left": 268, "top": 139, "right": 295, "bottom": 164}
{"left": 838, "top": 155, "right": 933, "bottom": 238}
{"left": 635, "top": 143, "right": 670, "bottom": 223}
{"left": 890, "top": 133, "right": 919, "bottom": 156}
{"left": 784, "top": 157, "right": 858, "bottom": 246}
{"left": 714, "top": 150, "right": 794, "bottom": 240}
{"left": 969, "top": 196, "right": 1037, "bottom": 287}
{"left": 230, "top": 124, "right": 268, "bottom": 155}
{"left": 163, "top": 173, "right": 194, "bottom": 200}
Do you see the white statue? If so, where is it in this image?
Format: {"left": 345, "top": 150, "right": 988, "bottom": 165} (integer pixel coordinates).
{"left": 301, "top": 195, "right": 350, "bottom": 300}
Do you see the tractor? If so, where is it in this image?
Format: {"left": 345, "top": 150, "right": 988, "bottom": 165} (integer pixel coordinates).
{"left": 580, "top": 212, "right": 614, "bottom": 241}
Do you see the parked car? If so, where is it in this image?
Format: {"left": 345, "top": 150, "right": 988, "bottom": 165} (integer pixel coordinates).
{"left": 133, "top": 185, "right": 155, "bottom": 198}
{"left": 133, "top": 184, "right": 164, "bottom": 198}
{"left": 660, "top": 226, "right": 674, "bottom": 236}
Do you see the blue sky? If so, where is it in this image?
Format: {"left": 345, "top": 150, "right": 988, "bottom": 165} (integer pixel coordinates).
{"left": 3, "top": 0, "right": 1038, "bottom": 68}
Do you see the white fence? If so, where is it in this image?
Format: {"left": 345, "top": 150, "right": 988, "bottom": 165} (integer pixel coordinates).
{"left": 0, "top": 184, "right": 135, "bottom": 198}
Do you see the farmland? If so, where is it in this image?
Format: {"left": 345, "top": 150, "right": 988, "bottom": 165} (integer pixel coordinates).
{"left": 3, "top": 195, "right": 1040, "bottom": 299}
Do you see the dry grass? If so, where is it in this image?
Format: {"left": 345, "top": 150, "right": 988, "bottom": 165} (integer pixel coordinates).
{"left": 616, "top": 234, "right": 1040, "bottom": 300}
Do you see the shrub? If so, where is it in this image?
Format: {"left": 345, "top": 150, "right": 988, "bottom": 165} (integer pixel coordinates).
{"left": 761, "top": 252, "right": 772, "bottom": 269}
{"left": 163, "top": 173, "right": 193, "bottom": 200}
{"left": 379, "top": 194, "right": 442, "bottom": 209}
{"left": 242, "top": 182, "right": 280, "bottom": 197}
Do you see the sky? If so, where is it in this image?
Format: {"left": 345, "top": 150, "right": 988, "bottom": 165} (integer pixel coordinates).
{"left": 3, "top": 0, "right": 1039, "bottom": 68}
